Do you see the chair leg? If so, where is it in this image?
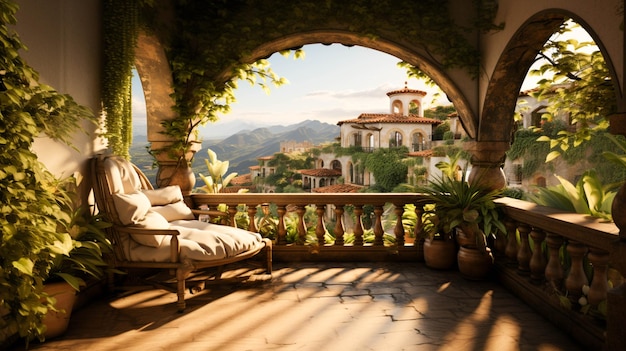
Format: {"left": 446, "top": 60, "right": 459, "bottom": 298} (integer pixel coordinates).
{"left": 176, "top": 268, "right": 186, "bottom": 312}
{"left": 264, "top": 238, "right": 273, "bottom": 274}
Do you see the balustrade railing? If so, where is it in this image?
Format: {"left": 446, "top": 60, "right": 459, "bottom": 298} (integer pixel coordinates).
{"left": 495, "top": 197, "right": 621, "bottom": 350}
{"left": 189, "top": 193, "right": 623, "bottom": 349}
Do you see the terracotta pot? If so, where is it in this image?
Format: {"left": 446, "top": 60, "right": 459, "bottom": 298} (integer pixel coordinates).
{"left": 455, "top": 228, "right": 474, "bottom": 248}
{"left": 42, "top": 282, "right": 77, "bottom": 339}
{"left": 424, "top": 238, "right": 457, "bottom": 270}
{"left": 457, "top": 246, "right": 494, "bottom": 280}
{"left": 156, "top": 161, "right": 196, "bottom": 195}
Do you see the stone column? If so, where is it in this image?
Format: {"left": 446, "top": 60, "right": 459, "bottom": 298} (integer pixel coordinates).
{"left": 135, "top": 32, "right": 200, "bottom": 194}
{"left": 606, "top": 112, "right": 626, "bottom": 351}
{"left": 464, "top": 141, "right": 508, "bottom": 190}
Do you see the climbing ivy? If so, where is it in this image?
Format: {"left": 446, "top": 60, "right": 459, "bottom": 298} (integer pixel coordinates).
{"left": 102, "top": 0, "right": 141, "bottom": 159}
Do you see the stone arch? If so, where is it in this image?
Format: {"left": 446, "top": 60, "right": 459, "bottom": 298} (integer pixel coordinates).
{"left": 233, "top": 31, "right": 477, "bottom": 137}
{"left": 481, "top": 10, "right": 620, "bottom": 143}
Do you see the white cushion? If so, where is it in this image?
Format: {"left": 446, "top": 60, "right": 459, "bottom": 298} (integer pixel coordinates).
{"left": 103, "top": 157, "right": 142, "bottom": 194}
{"left": 129, "top": 211, "right": 169, "bottom": 247}
{"left": 151, "top": 201, "right": 195, "bottom": 222}
{"left": 127, "top": 220, "right": 263, "bottom": 262}
{"left": 142, "top": 185, "right": 184, "bottom": 206}
{"left": 112, "top": 191, "right": 151, "bottom": 225}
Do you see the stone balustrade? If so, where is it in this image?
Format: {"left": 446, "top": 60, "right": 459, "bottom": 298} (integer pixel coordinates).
{"left": 189, "top": 192, "right": 622, "bottom": 350}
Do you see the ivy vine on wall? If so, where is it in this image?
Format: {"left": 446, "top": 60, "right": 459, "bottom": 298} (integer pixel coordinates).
{"left": 102, "top": 0, "right": 140, "bottom": 159}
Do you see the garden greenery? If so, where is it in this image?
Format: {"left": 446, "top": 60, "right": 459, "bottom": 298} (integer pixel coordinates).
{"left": 0, "top": 0, "right": 97, "bottom": 345}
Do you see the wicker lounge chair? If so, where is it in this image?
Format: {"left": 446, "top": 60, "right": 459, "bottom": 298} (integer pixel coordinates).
{"left": 90, "top": 154, "right": 272, "bottom": 311}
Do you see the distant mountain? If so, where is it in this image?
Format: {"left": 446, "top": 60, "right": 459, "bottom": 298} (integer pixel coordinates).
{"left": 130, "top": 120, "right": 340, "bottom": 185}
{"left": 205, "top": 120, "right": 339, "bottom": 175}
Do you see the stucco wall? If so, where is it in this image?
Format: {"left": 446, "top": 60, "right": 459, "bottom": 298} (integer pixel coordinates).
{"left": 15, "top": 0, "right": 104, "bottom": 178}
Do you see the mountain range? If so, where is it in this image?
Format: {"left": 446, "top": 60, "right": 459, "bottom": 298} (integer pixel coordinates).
{"left": 131, "top": 119, "right": 340, "bottom": 183}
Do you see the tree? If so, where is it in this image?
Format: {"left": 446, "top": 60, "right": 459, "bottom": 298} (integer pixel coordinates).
{"left": 529, "top": 20, "right": 616, "bottom": 161}
{"left": 364, "top": 148, "right": 408, "bottom": 192}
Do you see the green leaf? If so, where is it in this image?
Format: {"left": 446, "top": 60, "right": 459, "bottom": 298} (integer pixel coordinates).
{"left": 13, "top": 257, "right": 34, "bottom": 275}
{"left": 545, "top": 151, "right": 561, "bottom": 162}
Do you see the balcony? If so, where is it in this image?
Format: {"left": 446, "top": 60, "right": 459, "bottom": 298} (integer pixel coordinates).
{"left": 24, "top": 193, "right": 623, "bottom": 350}
{"left": 188, "top": 193, "right": 621, "bottom": 350}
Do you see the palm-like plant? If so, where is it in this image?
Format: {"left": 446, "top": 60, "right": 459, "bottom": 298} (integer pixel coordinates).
{"left": 528, "top": 170, "right": 616, "bottom": 222}
{"left": 417, "top": 171, "right": 506, "bottom": 253}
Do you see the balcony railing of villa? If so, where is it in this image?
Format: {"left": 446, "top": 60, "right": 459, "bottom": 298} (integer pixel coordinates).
{"left": 411, "top": 141, "right": 432, "bottom": 152}
{"left": 189, "top": 192, "right": 623, "bottom": 351}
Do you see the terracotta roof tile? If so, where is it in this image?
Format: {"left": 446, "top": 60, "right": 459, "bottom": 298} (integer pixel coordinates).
{"left": 299, "top": 168, "right": 342, "bottom": 177}
{"left": 337, "top": 113, "right": 442, "bottom": 126}
{"left": 408, "top": 150, "right": 433, "bottom": 157}
{"left": 312, "top": 184, "right": 361, "bottom": 193}
{"left": 230, "top": 173, "right": 251, "bottom": 185}
{"left": 386, "top": 87, "right": 427, "bottom": 96}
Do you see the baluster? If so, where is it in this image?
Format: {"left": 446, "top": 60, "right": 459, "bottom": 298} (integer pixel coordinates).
{"left": 414, "top": 204, "right": 423, "bottom": 240}
{"left": 565, "top": 240, "right": 589, "bottom": 301}
{"left": 517, "top": 224, "right": 532, "bottom": 275}
{"left": 296, "top": 205, "right": 307, "bottom": 245}
{"left": 334, "top": 205, "right": 345, "bottom": 246}
{"left": 373, "top": 205, "right": 384, "bottom": 246}
{"left": 394, "top": 205, "right": 405, "bottom": 246}
{"left": 529, "top": 228, "right": 546, "bottom": 282}
{"left": 247, "top": 204, "right": 258, "bottom": 233}
{"left": 587, "top": 248, "right": 609, "bottom": 306}
{"left": 316, "top": 205, "right": 327, "bottom": 246}
{"left": 545, "top": 233, "right": 564, "bottom": 289}
{"left": 277, "top": 204, "right": 287, "bottom": 245}
{"left": 504, "top": 219, "right": 519, "bottom": 264}
{"left": 353, "top": 205, "right": 364, "bottom": 246}
{"left": 228, "top": 205, "right": 238, "bottom": 227}
{"left": 493, "top": 227, "right": 507, "bottom": 256}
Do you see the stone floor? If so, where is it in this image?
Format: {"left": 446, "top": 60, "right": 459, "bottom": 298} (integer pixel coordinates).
{"left": 15, "top": 262, "right": 584, "bottom": 351}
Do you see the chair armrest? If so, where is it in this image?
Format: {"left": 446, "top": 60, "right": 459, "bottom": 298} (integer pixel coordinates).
{"left": 113, "top": 225, "right": 181, "bottom": 262}
{"left": 114, "top": 225, "right": 180, "bottom": 236}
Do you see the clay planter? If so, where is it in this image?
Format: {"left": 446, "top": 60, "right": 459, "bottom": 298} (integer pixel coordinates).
{"left": 42, "top": 282, "right": 77, "bottom": 339}
{"left": 457, "top": 246, "right": 494, "bottom": 280}
{"left": 424, "top": 238, "right": 457, "bottom": 270}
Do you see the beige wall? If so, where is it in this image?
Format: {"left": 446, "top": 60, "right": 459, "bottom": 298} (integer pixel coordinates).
{"left": 15, "top": 0, "right": 104, "bottom": 179}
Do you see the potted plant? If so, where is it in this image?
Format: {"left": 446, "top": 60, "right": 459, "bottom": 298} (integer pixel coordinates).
{"left": 417, "top": 170, "right": 506, "bottom": 279}
{"left": 419, "top": 203, "right": 457, "bottom": 270}
{"left": 1, "top": 3, "right": 103, "bottom": 346}
{"left": 41, "top": 175, "right": 113, "bottom": 339}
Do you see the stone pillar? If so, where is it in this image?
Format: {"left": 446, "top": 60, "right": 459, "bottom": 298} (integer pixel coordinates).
{"left": 464, "top": 141, "right": 508, "bottom": 190}
{"left": 607, "top": 112, "right": 626, "bottom": 351}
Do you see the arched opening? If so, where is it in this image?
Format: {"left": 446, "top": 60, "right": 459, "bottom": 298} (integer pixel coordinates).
{"left": 389, "top": 131, "right": 403, "bottom": 148}
{"left": 411, "top": 132, "right": 426, "bottom": 152}
{"left": 392, "top": 99, "right": 403, "bottom": 114}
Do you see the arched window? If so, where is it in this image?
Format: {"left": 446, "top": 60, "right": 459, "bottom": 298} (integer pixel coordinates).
{"left": 412, "top": 132, "right": 425, "bottom": 151}
{"left": 392, "top": 100, "right": 403, "bottom": 114}
{"left": 352, "top": 132, "right": 362, "bottom": 147}
{"left": 331, "top": 160, "right": 341, "bottom": 171}
{"left": 389, "top": 131, "right": 403, "bottom": 147}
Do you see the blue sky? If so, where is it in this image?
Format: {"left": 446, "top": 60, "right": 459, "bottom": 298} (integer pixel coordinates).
{"left": 132, "top": 44, "right": 448, "bottom": 131}
{"left": 132, "top": 23, "right": 593, "bottom": 133}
